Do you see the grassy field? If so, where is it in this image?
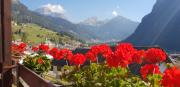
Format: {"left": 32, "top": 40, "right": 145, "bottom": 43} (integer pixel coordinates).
{"left": 12, "top": 22, "right": 81, "bottom": 46}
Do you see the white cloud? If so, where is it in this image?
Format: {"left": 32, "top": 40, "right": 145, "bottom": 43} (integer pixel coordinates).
{"left": 41, "top": 4, "right": 65, "bottom": 14}
{"left": 112, "top": 10, "right": 118, "bottom": 16}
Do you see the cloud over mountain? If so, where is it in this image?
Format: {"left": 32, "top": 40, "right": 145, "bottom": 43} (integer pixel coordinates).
{"left": 35, "top": 4, "right": 66, "bottom": 18}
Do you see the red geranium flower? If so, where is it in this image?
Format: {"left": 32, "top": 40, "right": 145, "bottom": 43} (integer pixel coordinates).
{"left": 90, "top": 45, "right": 100, "bottom": 55}
{"left": 57, "top": 49, "right": 73, "bottom": 61}
{"left": 85, "top": 51, "right": 97, "bottom": 62}
{"left": 97, "top": 44, "right": 112, "bottom": 58}
{"left": 161, "top": 67, "right": 180, "bottom": 87}
{"left": 106, "top": 53, "right": 119, "bottom": 68}
{"left": 106, "top": 43, "right": 136, "bottom": 68}
{"left": 145, "top": 48, "right": 166, "bottom": 64}
{"left": 11, "top": 43, "right": 19, "bottom": 52}
{"left": 11, "top": 42, "right": 27, "bottom": 54}
{"left": 85, "top": 45, "right": 98, "bottom": 62}
{"left": 49, "top": 47, "right": 59, "bottom": 59}
{"left": 66, "top": 50, "right": 73, "bottom": 61}
{"left": 32, "top": 46, "right": 39, "bottom": 52}
{"left": 140, "top": 64, "right": 161, "bottom": 80}
{"left": 72, "top": 53, "right": 86, "bottom": 65}
{"left": 132, "top": 50, "right": 146, "bottom": 64}
{"left": 18, "top": 42, "right": 27, "bottom": 52}
{"left": 86, "top": 44, "right": 112, "bottom": 62}
{"left": 38, "top": 58, "right": 43, "bottom": 64}
{"left": 85, "top": 45, "right": 99, "bottom": 62}
{"left": 38, "top": 44, "right": 49, "bottom": 53}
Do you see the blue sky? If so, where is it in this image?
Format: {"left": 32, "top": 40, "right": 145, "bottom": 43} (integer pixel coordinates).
{"left": 20, "top": 0, "right": 156, "bottom": 23}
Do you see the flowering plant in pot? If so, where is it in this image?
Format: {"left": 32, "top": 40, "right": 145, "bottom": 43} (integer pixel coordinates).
{"left": 48, "top": 43, "right": 180, "bottom": 87}
{"left": 23, "top": 44, "right": 51, "bottom": 74}
{"left": 15, "top": 42, "right": 180, "bottom": 87}
{"left": 51, "top": 44, "right": 149, "bottom": 86}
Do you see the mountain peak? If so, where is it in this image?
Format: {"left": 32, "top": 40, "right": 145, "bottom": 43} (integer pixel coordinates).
{"left": 35, "top": 4, "right": 66, "bottom": 19}
{"left": 81, "top": 17, "right": 99, "bottom": 25}
{"left": 111, "top": 16, "right": 133, "bottom": 22}
{"left": 80, "top": 17, "right": 107, "bottom": 26}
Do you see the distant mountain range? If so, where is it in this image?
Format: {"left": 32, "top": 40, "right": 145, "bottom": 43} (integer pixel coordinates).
{"left": 12, "top": 0, "right": 95, "bottom": 41}
{"left": 79, "top": 16, "right": 139, "bottom": 42}
{"left": 125, "top": 0, "right": 180, "bottom": 51}
{"left": 12, "top": 0, "right": 139, "bottom": 43}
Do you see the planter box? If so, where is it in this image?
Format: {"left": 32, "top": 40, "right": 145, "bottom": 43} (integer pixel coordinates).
{"left": 17, "top": 46, "right": 172, "bottom": 87}
{"left": 18, "top": 64, "right": 64, "bottom": 87}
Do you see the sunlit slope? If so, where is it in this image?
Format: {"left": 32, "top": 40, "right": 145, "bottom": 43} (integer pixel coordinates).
{"left": 12, "top": 23, "right": 81, "bottom": 45}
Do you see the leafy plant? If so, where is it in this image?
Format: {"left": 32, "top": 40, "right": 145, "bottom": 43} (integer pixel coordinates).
{"left": 58, "top": 63, "right": 149, "bottom": 87}
{"left": 23, "top": 55, "right": 51, "bottom": 74}
{"left": 12, "top": 42, "right": 180, "bottom": 87}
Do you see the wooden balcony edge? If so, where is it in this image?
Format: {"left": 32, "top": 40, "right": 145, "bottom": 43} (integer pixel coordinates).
{"left": 18, "top": 64, "right": 64, "bottom": 87}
